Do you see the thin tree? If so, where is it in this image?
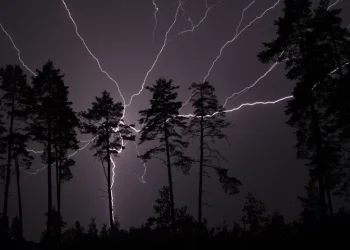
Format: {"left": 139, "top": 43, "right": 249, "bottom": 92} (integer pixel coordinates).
{"left": 52, "top": 81, "right": 79, "bottom": 220}
{"left": 12, "top": 137, "right": 33, "bottom": 239}
{"left": 31, "top": 61, "right": 66, "bottom": 234}
{"left": 138, "top": 78, "right": 193, "bottom": 230}
{"left": 80, "top": 90, "right": 134, "bottom": 229}
{"left": 185, "top": 81, "right": 242, "bottom": 225}
{"left": 0, "top": 90, "right": 7, "bottom": 238}
{"left": 0, "top": 65, "right": 33, "bottom": 236}
{"left": 49, "top": 78, "right": 79, "bottom": 242}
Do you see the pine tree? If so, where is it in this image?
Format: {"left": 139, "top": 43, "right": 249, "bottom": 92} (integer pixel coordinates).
{"left": 311, "top": 1, "right": 350, "bottom": 201}
{"left": 0, "top": 65, "right": 33, "bottom": 238}
{"left": 31, "top": 61, "right": 67, "bottom": 235}
{"left": 138, "top": 78, "right": 193, "bottom": 230}
{"left": 185, "top": 81, "right": 242, "bottom": 225}
{"left": 257, "top": 0, "right": 350, "bottom": 218}
{"left": 80, "top": 90, "right": 134, "bottom": 229}
{"left": 51, "top": 80, "right": 79, "bottom": 223}
{"left": 12, "top": 142, "right": 33, "bottom": 239}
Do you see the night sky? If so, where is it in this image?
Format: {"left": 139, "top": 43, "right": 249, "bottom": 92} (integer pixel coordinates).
{"left": 1, "top": 0, "right": 349, "bottom": 241}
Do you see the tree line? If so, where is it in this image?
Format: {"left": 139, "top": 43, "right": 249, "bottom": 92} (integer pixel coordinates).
{"left": 0, "top": 64, "right": 240, "bottom": 241}
{"left": 0, "top": 0, "right": 350, "bottom": 247}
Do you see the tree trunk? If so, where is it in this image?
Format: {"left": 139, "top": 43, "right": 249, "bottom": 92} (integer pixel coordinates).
{"left": 296, "top": 22, "right": 328, "bottom": 220}
{"left": 55, "top": 151, "right": 62, "bottom": 241}
{"left": 106, "top": 134, "right": 114, "bottom": 229}
{"left": 198, "top": 88, "right": 204, "bottom": 225}
{"left": 15, "top": 156, "right": 23, "bottom": 239}
{"left": 3, "top": 104, "right": 14, "bottom": 219}
{"left": 46, "top": 115, "right": 53, "bottom": 235}
{"left": 58, "top": 160, "right": 61, "bottom": 217}
{"left": 164, "top": 117, "right": 175, "bottom": 231}
{"left": 324, "top": 174, "right": 334, "bottom": 215}
{"left": 310, "top": 101, "right": 327, "bottom": 218}
{"left": 55, "top": 151, "right": 61, "bottom": 217}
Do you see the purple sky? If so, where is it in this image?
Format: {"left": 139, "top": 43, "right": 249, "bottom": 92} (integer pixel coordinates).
{"left": 1, "top": 0, "right": 349, "bottom": 241}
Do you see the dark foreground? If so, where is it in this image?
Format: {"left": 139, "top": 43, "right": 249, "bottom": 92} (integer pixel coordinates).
{"left": 1, "top": 211, "right": 349, "bottom": 250}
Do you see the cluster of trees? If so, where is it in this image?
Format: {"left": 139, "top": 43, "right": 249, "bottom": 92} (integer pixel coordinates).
{"left": 0, "top": 62, "right": 80, "bottom": 241}
{"left": 0, "top": 0, "right": 350, "bottom": 247}
{"left": 0, "top": 66, "right": 241, "bottom": 242}
{"left": 258, "top": 0, "right": 350, "bottom": 221}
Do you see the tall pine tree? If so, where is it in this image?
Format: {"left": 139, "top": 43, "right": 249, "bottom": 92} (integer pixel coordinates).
{"left": 0, "top": 65, "right": 33, "bottom": 237}
{"left": 31, "top": 61, "right": 67, "bottom": 235}
{"left": 257, "top": 0, "right": 350, "bottom": 218}
{"left": 52, "top": 79, "right": 79, "bottom": 220}
{"left": 138, "top": 78, "right": 193, "bottom": 230}
{"left": 185, "top": 82, "right": 242, "bottom": 225}
{"left": 80, "top": 90, "right": 134, "bottom": 229}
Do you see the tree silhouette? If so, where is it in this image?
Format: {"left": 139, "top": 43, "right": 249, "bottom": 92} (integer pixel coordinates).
{"left": 242, "top": 192, "right": 269, "bottom": 235}
{"left": 311, "top": 1, "right": 350, "bottom": 202}
{"left": 257, "top": 0, "right": 350, "bottom": 219}
{"left": 0, "top": 65, "right": 33, "bottom": 238}
{"left": 298, "top": 179, "right": 321, "bottom": 223}
{"left": 0, "top": 101, "right": 7, "bottom": 240}
{"left": 138, "top": 78, "right": 193, "bottom": 230}
{"left": 51, "top": 79, "right": 79, "bottom": 226}
{"left": 80, "top": 90, "right": 134, "bottom": 229}
{"left": 146, "top": 186, "right": 196, "bottom": 233}
{"left": 31, "top": 61, "right": 67, "bottom": 235}
{"left": 185, "top": 81, "right": 242, "bottom": 225}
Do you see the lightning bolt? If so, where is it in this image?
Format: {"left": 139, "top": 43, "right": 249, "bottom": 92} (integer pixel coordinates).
{"left": 223, "top": 50, "right": 285, "bottom": 108}
{"left": 152, "top": 0, "right": 159, "bottom": 42}
{"left": 22, "top": 164, "right": 47, "bottom": 175}
{"left": 235, "top": 0, "right": 256, "bottom": 37}
{"left": 61, "top": 0, "right": 126, "bottom": 106}
{"left": 180, "top": 95, "right": 293, "bottom": 118}
{"left": 327, "top": 0, "right": 342, "bottom": 10}
{"left": 0, "top": 23, "right": 36, "bottom": 76}
{"left": 125, "top": 0, "right": 184, "bottom": 108}
{"left": 26, "top": 149, "right": 44, "bottom": 154}
{"left": 24, "top": 137, "right": 97, "bottom": 175}
{"left": 180, "top": 0, "right": 273, "bottom": 110}
{"left": 133, "top": 141, "right": 147, "bottom": 183}
{"left": 223, "top": 63, "right": 279, "bottom": 107}
{"left": 203, "top": 0, "right": 280, "bottom": 83}
{"left": 67, "top": 137, "right": 97, "bottom": 158}
{"left": 177, "top": 0, "right": 223, "bottom": 36}
{"left": 110, "top": 156, "right": 117, "bottom": 219}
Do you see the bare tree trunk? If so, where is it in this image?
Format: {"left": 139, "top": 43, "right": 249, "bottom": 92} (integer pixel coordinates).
{"left": 55, "top": 152, "right": 61, "bottom": 217}
{"left": 324, "top": 175, "right": 334, "bottom": 215}
{"left": 55, "top": 151, "right": 62, "bottom": 241}
{"left": 106, "top": 134, "right": 114, "bottom": 229}
{"left": 310, "top": 101, "right": 327, "bottom": 218}
{"left": 3, "top": 104, "right": 14, "bottom": 219}
{"left": 164, "top": 117, "right": 175, "bottom": 231}
{"left": 198, "top": 89, "right": 204, "bottom": 225}
{"left": 46, "top": 115, "right": 53, "bottom": 235}
{"left": 15, "top": 156, "right": 23, "bottom": 239}
{"left": 58, "top": 160, "right": 61, "bottom": 217}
